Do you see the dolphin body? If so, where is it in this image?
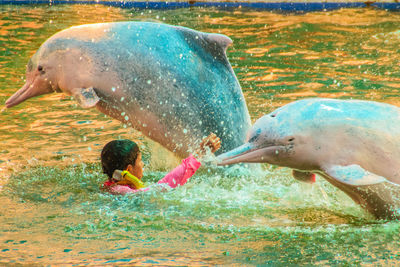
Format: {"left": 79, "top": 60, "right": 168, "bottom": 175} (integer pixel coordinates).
{"left": 5, "top": 22, "right": 251, "bottom": 157}
{"left": 218, "top": 98, "right": 400, "bottom": 220}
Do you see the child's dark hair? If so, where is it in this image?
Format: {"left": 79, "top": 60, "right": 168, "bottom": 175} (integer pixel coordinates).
{"left": 101, "top": 139, "right": 140, "bottom": 179}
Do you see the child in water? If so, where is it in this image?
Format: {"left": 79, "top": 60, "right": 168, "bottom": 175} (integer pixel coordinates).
{"left": 101, "top": 133, "right": 221, "bottom": 195}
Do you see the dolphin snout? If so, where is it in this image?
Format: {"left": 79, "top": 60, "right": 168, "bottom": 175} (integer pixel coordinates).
{"left": 5, "top": 81, "right": 54, "bottom": 108}
{"left": 217, "top": 142, "right": 285, "bottom": 165}
{"left": 217, "top": 143, "right": 255, "bottom": 165}
{"left": 5, "top": 83, "right": 33, "bottom": 108}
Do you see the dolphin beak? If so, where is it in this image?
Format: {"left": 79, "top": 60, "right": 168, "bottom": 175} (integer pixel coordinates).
{"left": 217, "top": 142, "right": 256, "bottom": 165}
{"left": 5, "top": 82, "right": 48, "bottom": 108}
{"left": 5, "top": 82, "right": 33, "bottom": 108}
{"left": 217, "top": 142, "right": 278, "bottom": 165}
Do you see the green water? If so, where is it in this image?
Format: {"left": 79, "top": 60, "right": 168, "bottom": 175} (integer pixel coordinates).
{"left": 1, "top": 4, "right": 400, "bottom": 265}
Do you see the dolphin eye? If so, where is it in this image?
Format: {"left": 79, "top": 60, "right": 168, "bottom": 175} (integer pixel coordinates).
{"left": 270, "top": 114, "right": 276, "bottom": 118}
{"left": 38, "top": 65, "right": 45, "bottom": 74}
{"left": 288, "top": 138, "right": 295, "bottom": 142}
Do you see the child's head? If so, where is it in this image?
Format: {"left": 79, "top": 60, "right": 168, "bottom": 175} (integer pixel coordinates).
{"left": 101, "top": 139, "right": 141, "bottom": 180}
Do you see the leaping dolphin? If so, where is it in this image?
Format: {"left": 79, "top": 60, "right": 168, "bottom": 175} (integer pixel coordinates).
{"left": 218, "top": 98, "right": 400, "bottom": 220}
{"left": 5, "top": 22, "right": 251, "bottom": 157}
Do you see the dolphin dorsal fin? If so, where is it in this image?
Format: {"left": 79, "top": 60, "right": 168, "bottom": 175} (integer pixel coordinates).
{"left": 176, "top": 26, "right": 233, "bottom": 61}
{"left": 203, "top": 33, "right": 233, "bottom": 52}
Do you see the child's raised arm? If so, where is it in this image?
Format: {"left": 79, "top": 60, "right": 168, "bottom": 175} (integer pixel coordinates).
{"left": 157, "top": 133, "right": 221, "bottom": 188}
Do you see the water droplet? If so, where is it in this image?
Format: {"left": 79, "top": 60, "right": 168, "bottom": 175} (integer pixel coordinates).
{"left": 183, "top": 129, "right": 188, "bottom": 134}
{"left": 121, "top": 112, "right": 125, "bottom": 116}
{"left": 124, "top": 116, "right": 129, "bottom": 121}
{"left": 120, "top": 97, "right": 125, "bottom": 102}
{"left": 147, "top": 80, "right": 152, "bottom": 85}
{"left": 111, "top": 87, "right": 116, "bottom": 92}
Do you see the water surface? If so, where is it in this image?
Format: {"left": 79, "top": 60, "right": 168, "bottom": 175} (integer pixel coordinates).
{"left": 1, "top": 4, "right": 400, "bottom": 265}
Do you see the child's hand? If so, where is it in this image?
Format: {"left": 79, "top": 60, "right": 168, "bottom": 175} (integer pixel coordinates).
{"left": 200, "top": 133, "right": 221, "bottom": 153}
{"left": 194, "top": 133, "right": 221, "bottom": 158}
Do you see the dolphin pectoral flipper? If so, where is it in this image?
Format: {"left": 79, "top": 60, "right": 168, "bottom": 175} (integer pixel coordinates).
{"left": 323, "top": 164, "right": 387, "bottom": 186}
{"left": 292, "top": 170, "right": 316, "bottom": 184}
{"left": 71, "top": 87, "right": 100, "bottom": 109}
